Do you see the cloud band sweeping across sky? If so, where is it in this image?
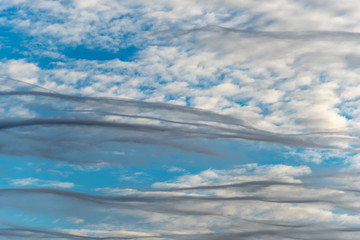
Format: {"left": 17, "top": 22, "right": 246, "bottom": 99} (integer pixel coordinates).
{"left": 3, "top": 166, "right": 360, "bottom": 239}
{"left": 0, "top": 87, "right": 358, "bottom": 165}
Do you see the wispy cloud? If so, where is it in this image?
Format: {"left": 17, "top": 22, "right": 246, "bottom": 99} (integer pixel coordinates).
{"left": 0, "top": 87, "right": 357, "bottom": 165}
{"left": 10, "top": 178, "right": 74, "bottom": 189}
{"left": 2, "top": 164, "right": 360, "bottom": 239}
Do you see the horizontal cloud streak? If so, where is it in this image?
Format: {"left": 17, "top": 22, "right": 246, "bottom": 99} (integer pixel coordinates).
{"left": 0, "top": 117, "right": 348, "bottom": 148}
{"left": 3, "top": 168, "right": 360, "bottom": 239}
{"left": 154, "top": 180, "right": 305, "bottom": 191}
{"left": 0, "top": 188, "right": 331, "bottom": 205}
{"left": 0, "top": 89, "right": 358, "bottom": 164}
{"left": 0, "top": 226, "right": 161, "bottom": 239}
{"left": 155, "top": 26, "right": 360, "bottom": 42}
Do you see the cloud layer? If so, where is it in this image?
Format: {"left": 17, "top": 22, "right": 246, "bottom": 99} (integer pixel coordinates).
{"left": 2, "top": 0, "right": 360, "bottom": 239}
{"left": 3, "top": 164, "right": 360, "bottom": 239}
{"left": 0, "top": 85, "right": 358, "bottom": 165}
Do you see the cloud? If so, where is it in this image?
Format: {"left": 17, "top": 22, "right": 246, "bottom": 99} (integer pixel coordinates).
{"left": 3, "top": 164, "right": 360, "bottom": 239}
{"left": 0, "top": 88, "right": 357, "bottom": 165}
{"left": 66, "top": 217, "right": 84, "bottom": 224}
{"left": 1, "top": 23, "right": 356, "bottom": 140}
{"left": 10, "top": 178, "right": 75, "bottom": 189}
{"left": 0, "top": 225, "right": 161, "bottom": 239}
{"left": 168, "top": 167, "right": 186, "bottom": 172}
{"left": 4, "top": 224, "right": 360, "bottom": 240}
{"left": 0, "top": 60, "right": 39, "bottom": 84}
{"left": 1, "top": 2, "right": 360, "bottom": 135}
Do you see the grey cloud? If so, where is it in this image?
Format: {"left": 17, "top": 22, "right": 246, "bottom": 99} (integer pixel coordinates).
{"left": 0, "top": 227, "right": 315, "bottom": 240}
{"left": 105, "top": 137, "right": 218, "bottom": 156}
{"left": 0, "top": 227, "right": 162, "bottom": 239}
{"left": 0, "top": 117, "right": 343, "bottom": 148}
{"left": 0, "top": 90, "right": 250, "bottom": 127}
{"left": 4, "top": 224, "right": 360, "bottom": 240}
{"left": 0, "top": 90, "right": 357, "bottom": 164}
{"left": 2, "top": 176, "right": 360, "bottom": 239}
{"left": 300, "top": 171, "right": 360, "bottom": 179}
{"left": 0, "top": 188, "right": 227, "bottom": 218}
{"left": 155, "top": 180, "right": 305, "bottom": 192}
{"left": 0, "top": 188, "right": 331, "bottom": 205}
{"left": 155, "top": 26, "right": 360, "bottom": 42}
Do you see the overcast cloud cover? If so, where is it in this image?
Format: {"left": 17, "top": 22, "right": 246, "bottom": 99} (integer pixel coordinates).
{"left": 2, "top": 0, "right": 360, "bottom": 239}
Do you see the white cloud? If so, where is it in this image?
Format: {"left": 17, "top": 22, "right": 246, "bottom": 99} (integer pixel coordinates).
{"left": 152, "top": 164, "right": 308, "bottom": 189}
{"left": 64, "top": 228, "right": 153, "bottom": 238}
{"left": 10, "top": 178, "right": 74, "bottom": 188}
{"left": 66, "top": 217, "right": 84, "bottom": 224}
{"left": 10, "top": 178, "right": 39, "bottom": 186}
{"left": 4, "top": 0, "right": 360, "bottom": 53}
{"left": 253, "top": 164, "right": 311, "bottom": 177}
{"left": 168, "top": 167, "right": 186, "bottom": 172}
{"left": 0, "top": 60, "right": 39, "bottom": 84}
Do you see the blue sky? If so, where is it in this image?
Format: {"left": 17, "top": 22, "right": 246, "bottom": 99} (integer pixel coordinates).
{"left": 2, "top": 0, "right": 360, "bottom": 239}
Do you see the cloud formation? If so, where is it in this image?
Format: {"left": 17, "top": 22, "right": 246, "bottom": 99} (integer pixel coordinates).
{"left": 2, "top": 0, "right": 360, "bottom": 239}
{"left": 2, "top": 164, "right": 360, "bottom": 239}
{"left": 0, "top": 87, "right": 358, "bottom": 165}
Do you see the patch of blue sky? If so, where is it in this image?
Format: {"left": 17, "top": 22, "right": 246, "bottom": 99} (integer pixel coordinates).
{"left": 0, "top": 157, "right": 65, "bottom": 187}
{"left": 0, "top": 209, "right": 55, "bottom": 229}
{"left": 1, "top": 141, "right": 276, "bottom": 193}
{"left": 0, "top": 197, "right": 96, "bottom": 230}
{"left": 45, "top": 141, "right": 310, "bottom": 191}
{"left": 0, "top": 155, "right": 133, "bottom": 193}
{"left": 0, "top": 10, "right": 143, "bottom": 69}
{"left": 0, "top": 7, "right": 19, "bottom": 18}
{"left": 136, "top": 85, "right": 157, "bottom": 95}
{"left": 0, "top": 27, "right": 30, "bottom": 60}
{"left": 62, "top": 45, "right": 139, "bottom": 62}
{"left": 339, "top": 103, "right": 357, "bottom": 120}
{"left": 234, "top": 98, "right": 253, "bottom": 108}
{"left": 110, "top": 139, "right": 315, "bottom": 179}
{"left": 0, "top": 27, "right": 62, "bottom": 70}
{"left": 0, "top": 136, "right": 314, "bottom": 191}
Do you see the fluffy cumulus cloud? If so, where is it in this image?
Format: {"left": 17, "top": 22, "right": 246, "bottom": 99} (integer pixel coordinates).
{"left": 1, "top": 0, "right": 360, "bottom": 239}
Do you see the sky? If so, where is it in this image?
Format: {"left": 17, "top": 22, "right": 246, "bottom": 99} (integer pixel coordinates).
{"left": 2, "top": 0, "right": 360, "bottom": 239}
